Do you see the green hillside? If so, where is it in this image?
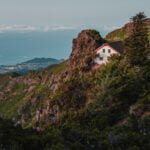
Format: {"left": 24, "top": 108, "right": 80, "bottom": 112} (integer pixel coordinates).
{"left": 0, "top": 53, "right": 149, "bottom": 150}
{"left": 0, "top": 13, "right": 149, "bottom": 150}
{"left": 106, "top": 18, "right": 150, "bottom": 42}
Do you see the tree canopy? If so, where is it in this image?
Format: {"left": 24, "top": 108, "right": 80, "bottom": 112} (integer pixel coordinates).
{"left": 124, "top": 12, "right": 150, "bottom": 66}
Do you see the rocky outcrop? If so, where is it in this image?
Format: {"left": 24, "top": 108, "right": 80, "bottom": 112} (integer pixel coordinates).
{"left": 68, "top": 29, "right": 105, "bottom": 71}
{"left": 0, "top": 29, "right": 105, "bottom": 130}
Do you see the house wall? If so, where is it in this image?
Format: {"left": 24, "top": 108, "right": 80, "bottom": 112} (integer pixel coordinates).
{"left": 94, "top": 45, "right": 119, "bottom": 65}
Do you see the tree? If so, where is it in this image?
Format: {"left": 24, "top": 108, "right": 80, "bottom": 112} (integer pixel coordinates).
{"left": 124, "top": 12, "right": 150, "bottom": 66}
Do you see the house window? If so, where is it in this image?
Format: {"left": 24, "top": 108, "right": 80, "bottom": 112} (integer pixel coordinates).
{"left": 99, "top": 57, "right": 103, "bottom": 60}
{"left": 108, "top": 49, "right": 111, "bottom": 53}
{"left": 96, "top": 53, "right": 100, "bottom": 57}
{"left": 103, "top": 49, "right": 105, "bottom": 53}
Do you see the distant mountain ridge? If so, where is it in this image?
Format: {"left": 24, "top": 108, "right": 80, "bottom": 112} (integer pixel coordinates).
{"left": 23, "top": 58, "right": 59, "bottom": 63}
{"left": 0, "top": 58, "right": 63, "bottom": 74}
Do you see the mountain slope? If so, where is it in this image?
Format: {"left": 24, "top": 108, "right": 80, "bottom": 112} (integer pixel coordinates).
{"left": 23, "top": 58, "right": 59, "bottom": 64}
{"left": 0, "top": 30, "right": 104, "bottom": 127}
{"left": 106, "top": 18, "right": 150, "bottom": 41}
{"left": 0, "top": 29, "right": 149, "bottom": 150}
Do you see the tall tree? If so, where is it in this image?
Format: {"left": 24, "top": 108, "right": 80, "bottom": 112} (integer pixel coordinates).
{"left": 124, "top": 12, "right": 150, "bottom": 66}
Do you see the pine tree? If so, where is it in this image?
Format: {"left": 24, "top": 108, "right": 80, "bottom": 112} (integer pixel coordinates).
{"left": 124, "top": 12, "right": 150, "bottom": 66}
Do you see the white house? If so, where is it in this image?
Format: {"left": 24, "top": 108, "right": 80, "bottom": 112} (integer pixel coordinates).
{"left": 94, "top": 42, "right": 124, "bottom": 65}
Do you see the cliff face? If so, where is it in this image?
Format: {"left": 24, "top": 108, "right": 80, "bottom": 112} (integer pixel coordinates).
{"left": 70, "top": 30, "right": 103, "bottom": 56}
{"left": 106, "top": 18, "right": 150, "bottom": 41}
{"left": 68, "top": 29, "right": 104, "bottom": 71}
{"left": 0, "top": 64, "right": 65, "bottom": 128}
{"left": 0, "top": 29, "right": 105, "bottom": 129}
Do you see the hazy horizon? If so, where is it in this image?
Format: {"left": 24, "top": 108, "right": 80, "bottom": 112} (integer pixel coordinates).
{"left": 0, "top": 0, "right": 150, "bottom": 29}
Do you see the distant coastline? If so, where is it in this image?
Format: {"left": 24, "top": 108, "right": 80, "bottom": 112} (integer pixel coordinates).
{"left": 0, "top": 57, "right": 64, "bottom": 75}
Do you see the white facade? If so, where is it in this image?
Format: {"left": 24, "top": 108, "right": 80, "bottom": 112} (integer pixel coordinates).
{"left": 94, "top": 44, "right": 119, "bottom": 65}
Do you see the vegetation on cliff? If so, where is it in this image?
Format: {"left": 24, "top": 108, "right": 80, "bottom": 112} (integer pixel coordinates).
{"left": 106, "top": 14, "right": 150, "bottom": 42}
{"left": 0, "top": 13, "right": 149, "bottom": 150}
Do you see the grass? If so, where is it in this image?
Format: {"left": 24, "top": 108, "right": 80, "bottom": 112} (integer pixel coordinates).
{"left": 49, "top": 61, "right": 66, "bottom": 75}
{"left": 0, "top": 74, "right": 11, "bottom": 90}
{"left": 106, "top": 26, "right": 150, "bottom": 42}
{"left": 0, "top": 83, "right": 27, "bottom": 119}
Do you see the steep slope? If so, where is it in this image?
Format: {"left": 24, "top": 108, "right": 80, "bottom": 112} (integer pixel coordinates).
{"left": 106, "top": 18, "right": 150, "bottom": 41}
{"left": 0, "top": 30, "right": 105, "bottom": 129}
{"left": 68, "top": 29, "right": 104, "bottom": 71}
{"left": 0, "top": 29, "right": 149, "bottom": 150}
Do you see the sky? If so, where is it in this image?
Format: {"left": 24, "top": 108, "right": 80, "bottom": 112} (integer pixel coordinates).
{"left": 0, "top": 0, "right": 150, "bottom": 32}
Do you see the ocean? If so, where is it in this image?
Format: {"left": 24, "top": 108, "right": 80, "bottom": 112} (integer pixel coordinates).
{"left": 0, "top": 30, "right": 106, "bottom": 65}
{"left": 0, "top": 31, "right": 79, "bottom": 65}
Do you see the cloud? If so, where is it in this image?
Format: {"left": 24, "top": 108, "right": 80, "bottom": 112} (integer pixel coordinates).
{"left": 0, "top": 24, "right": 120, "bottom": 33}
{"left": 0, "top": 25, "right": 37, "bottom": 32}
{"left": 43, "top": 25, "right": 78, "bottom": 32}
{"left": 0, "top": 24, "right": 78, "bottom": 33}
